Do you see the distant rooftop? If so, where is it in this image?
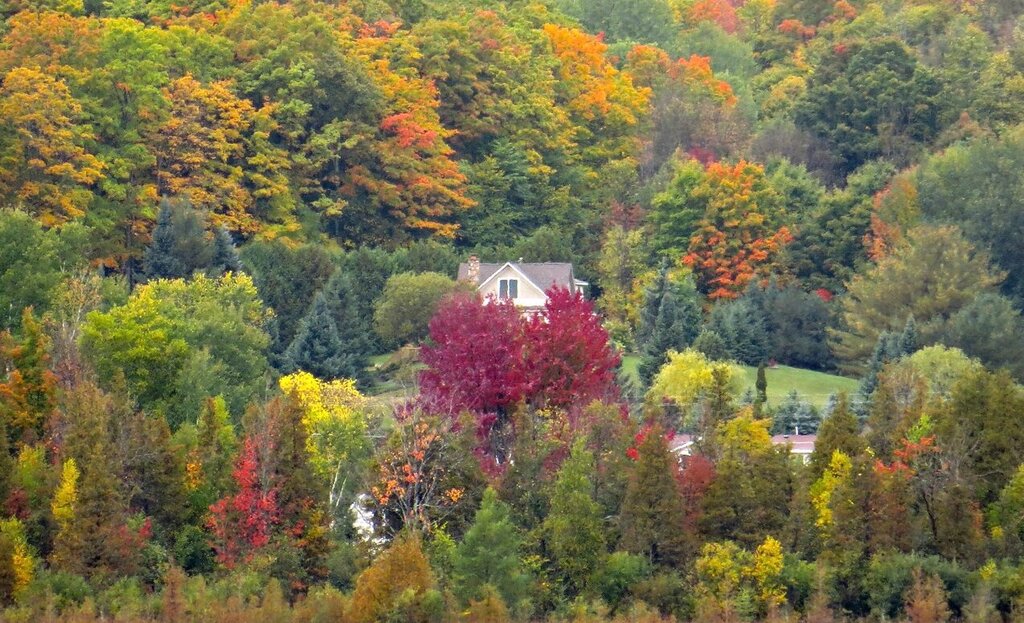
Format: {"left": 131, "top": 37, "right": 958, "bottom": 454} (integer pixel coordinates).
{"left": 457, "top": 261, "right": 580, "bottom": 292}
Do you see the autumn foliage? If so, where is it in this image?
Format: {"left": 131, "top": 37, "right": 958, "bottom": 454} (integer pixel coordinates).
{"left": 682, "top": 161, "right": 794, "bottom": 299}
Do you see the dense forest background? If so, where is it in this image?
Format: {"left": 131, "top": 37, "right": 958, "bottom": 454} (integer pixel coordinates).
{"left": 3, "top": 0, "right": 1024, "bottom": 619}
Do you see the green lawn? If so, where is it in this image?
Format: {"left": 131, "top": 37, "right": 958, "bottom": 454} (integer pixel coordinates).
{"left": 621, "top": 355, "right": 857, "bottom": 409}
{"left": 738, "top": 364, "right": 858, "bottom": 409}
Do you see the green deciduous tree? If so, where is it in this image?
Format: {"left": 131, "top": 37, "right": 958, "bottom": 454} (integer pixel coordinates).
{"left": 81, "top": 273, "right": 271, "bottom": 425}
{"left": 544, "top": 439, "right": 606, "bottom": 595}
{"left": 831, "top": 225, "right": 1004, "bottom": 373}
{"left": 373, "top": 272, "right": 459, "bottom": 346}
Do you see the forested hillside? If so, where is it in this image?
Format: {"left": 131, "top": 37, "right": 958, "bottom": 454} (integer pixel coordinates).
{"left": 3, "top": 0, "right": 1024, "bottom": 619}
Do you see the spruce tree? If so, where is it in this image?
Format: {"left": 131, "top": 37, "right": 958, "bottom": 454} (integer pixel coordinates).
{"left": 707, "top": 298, "right": 770, "bottom": 365}
{"left": 897, "top": 314, "right": 918, "bottom": 357}
{"left": 284, "top": 293, "right": 350, "bottom": 380}
{"left": 543, "top": 439, "right": 606, "bottom": 595}
{"left": 210, "top": 226, "right": 242, "bottom": 275}
{"left": 637, "top": 268, "right": 701, "bottom": 386}
{"left": 619, "top": 425, "right": 690, "bottom": 568}
{"left": 856, "top": 330, "right": 901, "bottom": 416}
{"left": 771, "top": 391, "right": 821, "bottom": 435}
{"left": 454, "top": 488, "right": 532, "bottom": 614}
{"left": 322, "top": 272, "right": 372, "bottom": 374}
{"left": 143, "top": 201, "right": 185, "bottom": 280}
{"left": 285, "top": 273, "right": 371, "bottom": 381}
{"left": 809, "top": 393, "right": 864, "bottom": 477}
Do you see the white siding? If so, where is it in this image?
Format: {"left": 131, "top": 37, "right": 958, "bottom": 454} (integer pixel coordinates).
{"left": 478, "top": 265, "right": 548, "bottom": 309}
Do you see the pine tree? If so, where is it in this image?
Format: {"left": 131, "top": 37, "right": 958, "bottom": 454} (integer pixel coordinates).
{"left": 543, "top": 439, "right": 606, "bottom": 595}
{"left": 210, "top": 226, "right": 242, "bottom": 275}
{"left": 143, "top": 201, "right": 185, "bottom": 280}
{"left": 454, "top": 488, "right": 532, "bottom": 614}
{"left": 809, "top": 393, "right": 864, "bottom": 477}
{"left": 619, "top": 426, "right": 690, "bottom": 567}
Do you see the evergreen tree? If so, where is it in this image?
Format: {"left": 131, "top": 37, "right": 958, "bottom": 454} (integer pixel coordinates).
{"left": 194, "top": 396, "right": 238, "bottom": 508}
{"left": 52, "top": 379, "right": 140, "bottom": 582}
{"left": 543, "top": 439, "right": 606, "bottom": 595}
{"left": 619, "top": 426, "right": 690, "bottom": 567}
{"left": 285, "top": 273, "right": 371, "bottom": 382}
{"left": 897, "top": 315, "right": 919, "bottom": 357}
{"left": 637, "top": 267, "right": 702, "bottom": 385}
{"left": 771, "top": 391, "right": 821, "bottom": 435}
{"left": 0, "top": 416, "right": 10, "bottom": 505}
{"left": 210, "top": 226, "right": 242, "bottom": 275}
{"left": 707, "top": 298, "right": 770, "bottom": 365}
{"left": 0, "top": 529, "right": 14, "bottom": 607}
{"left": 284, "top": 294, "right": 350, "bottom": 381}
{"left": 809, "top": 393, "right": 864, "bottom": 477}
{"left": 856, "top": 330, "right": 901, "bottom": 416}
{"left": 268, "top": 393, "right": 331, "bottom": 590}
{"left": 143, "top": 201, "right": 185, "bottom": 280}
{"left": 755, "top": 362, "right": 768, "bottom": 415}
{"left": 118, "top": 412, "right": 190, "bottom": 537}
{"left": 693, "top": 328, "right": 730, "bottom": 361}
{"left": 454, "top": 487, "right": 532, "bottom": 615}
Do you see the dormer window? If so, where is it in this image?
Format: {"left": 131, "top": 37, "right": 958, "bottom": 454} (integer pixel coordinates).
{"left": 499, "top": 279, "right": 518, "bottom": 299}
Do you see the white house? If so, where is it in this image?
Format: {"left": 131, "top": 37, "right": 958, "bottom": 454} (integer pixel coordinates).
{"left": 671, "top": 433, "right": 817, "bottom": 464}
{"left": 457, "top": 256, "right": 588, "bottom": 313}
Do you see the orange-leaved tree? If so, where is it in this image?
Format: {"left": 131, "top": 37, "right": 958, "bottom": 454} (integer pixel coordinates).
{"left": 682, "top": 161, "right": 792, "bottom": 300}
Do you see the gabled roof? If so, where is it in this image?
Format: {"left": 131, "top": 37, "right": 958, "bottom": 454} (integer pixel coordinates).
{"left": 458, "top": 261, "right": 577, "bottom": 292}
{"left": 476, "top": 262, "right": 547, "bottom": 297}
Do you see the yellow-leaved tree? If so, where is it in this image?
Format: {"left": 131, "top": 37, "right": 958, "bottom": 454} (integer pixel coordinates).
{"left": 0, "top": 518, "right": 33, "bottom": 599}
{"left": 648, "top": 349, "right": 744, "bottom": 410}
{"left": 51, "top": 458, "right": 79, "bottom": 531}
{"left": 694, "top": 534, "right": 786, "bottom": 618}
{"left": 279, "top": 371, "right": 370, "bottom": 517}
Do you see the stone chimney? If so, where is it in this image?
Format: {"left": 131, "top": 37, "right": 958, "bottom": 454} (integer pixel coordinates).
{"left": 467, "top": 255, "right": 480, "bottom": 283}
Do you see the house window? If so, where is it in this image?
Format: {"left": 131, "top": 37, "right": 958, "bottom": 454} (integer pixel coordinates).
{"left": 499, "top": 279, "right": 518, "bottom": 299}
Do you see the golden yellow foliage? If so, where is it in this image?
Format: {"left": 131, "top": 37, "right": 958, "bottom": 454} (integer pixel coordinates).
{"left": 51, "top": 458, "right": 79, "bottom": 530}
{"left": 648, "top": 349, "right": 744, "bottom": 408}
{"left": 0, "top": 519, "right": 33, "bottom": 596}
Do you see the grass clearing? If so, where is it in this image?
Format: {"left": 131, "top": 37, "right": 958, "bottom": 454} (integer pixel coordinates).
{"left": 621, "top": 355, "right": 858, "bottom": 409}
